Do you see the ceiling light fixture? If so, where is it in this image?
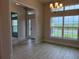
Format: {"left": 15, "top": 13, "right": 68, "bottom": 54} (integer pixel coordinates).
{"left": 49, "top": 1, "right": 63, "bottom": 11}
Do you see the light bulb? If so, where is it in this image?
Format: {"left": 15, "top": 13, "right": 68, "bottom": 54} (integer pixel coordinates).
{"left": 60, "top": 3, "right": 63, "bottom": 8}
{"left": 50, "top": 3, "right": 53, "bottom": 8}
{"left": 55, "top": 2, "right": 58, "bottom": 7}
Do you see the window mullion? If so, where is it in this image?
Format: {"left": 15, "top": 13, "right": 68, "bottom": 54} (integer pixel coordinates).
{"left": 62, "top": 6, "right": 65, "bottom": 38}
{"left": 78, "top": 16, "right": 79, "bottom": 40}
{"left": 62, "top": 16, "right": 64, "bottom": 38}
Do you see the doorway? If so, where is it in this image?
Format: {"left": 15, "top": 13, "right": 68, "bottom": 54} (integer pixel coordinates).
{"left": 26, "top": 9, "right": 36, "bottom": 40}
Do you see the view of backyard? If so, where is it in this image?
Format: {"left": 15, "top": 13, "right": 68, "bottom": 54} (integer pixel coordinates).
{"left": 50, "top": 16, "right": 79, "bottom": 39}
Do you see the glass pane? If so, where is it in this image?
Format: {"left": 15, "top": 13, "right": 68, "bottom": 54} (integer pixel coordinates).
{"left": 13, "top": 26, "right": 18, "bottom": 32}
{"left": 51, "top": 28, "right": 62, "bottom": 37}
{"left": 64, "top": 28, "right": 78, "bottom": 39}
{"left": 69, "top": 5, "right": 75, "bottom": 10}
{"left": 58, "top": 17, "right": 63, "bottom": 27}
{"left": 75, "top": 4, "right": 79, "bottom": 9}
{"left": 65, "top": 6, "right": 70, "bottom": 10}
{"left": 64, "top": 16, "right": 79, "bottom": 27}
{"left": 65, "top": 4, "right": 79, "bottom": 11}
{"left": 12, "top": 20, "right": 18, "bottom": 26}
{"left": 73, "top": 16, "right": 79, "bottom": 27}
{"left": 12, "top": 14, "right": 17, "bottom": 17}
{"left": 72, "top": 29, "right": 78, "bottom": 39}
{"left": 64, "top": 29, "right": 73, "bottom": 38}
{"left": 64, "top": 16, "right": 70, "bottom": 27}
{"left": 50, "top": 17, "right": 63, "bottom": 27}
{"left": 68, "top": 16, "right": 74, "bottom": 27}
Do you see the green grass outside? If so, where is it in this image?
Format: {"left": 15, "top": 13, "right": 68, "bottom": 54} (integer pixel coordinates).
{"left": 51, "top": 33, "right": 77, "bottom": 39}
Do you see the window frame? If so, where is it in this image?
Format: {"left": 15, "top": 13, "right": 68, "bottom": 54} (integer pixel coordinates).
{"left": 50, "top": 15, "right": 79, "bottom": 40}
{"left": 50, "top": 16, "right": 63, "bottom": 38}
{"left": 11, "top": 12, "right": 18, "bottom": 37}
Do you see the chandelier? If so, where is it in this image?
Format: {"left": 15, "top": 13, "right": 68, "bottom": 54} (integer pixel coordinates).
{"left": 49, "top": 2, "right": 63, "bottom": 11}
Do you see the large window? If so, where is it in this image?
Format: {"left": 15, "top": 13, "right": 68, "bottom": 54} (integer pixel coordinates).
{"left": 50, "top": 15, "right": 79, "bottom": 40}
{"left": 11, "top": 12, "right": 18, "bottom": 37}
